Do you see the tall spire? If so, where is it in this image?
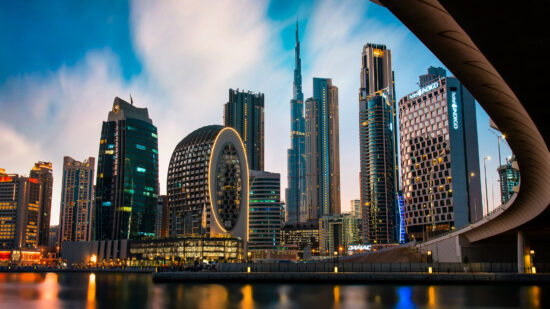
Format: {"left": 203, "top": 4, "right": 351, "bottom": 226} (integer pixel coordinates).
{"left": 296, "top": 19, "right": 299, "bottom": 43}
{"left": 286, "top": 18, "right": 307, "bottom": 224}
{"left": 293, "top": 20, "right": 303, "bottom": 102}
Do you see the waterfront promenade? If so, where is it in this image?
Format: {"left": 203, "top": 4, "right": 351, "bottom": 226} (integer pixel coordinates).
{"left": 153, "top": 271, "right": 550, "bottom": 284}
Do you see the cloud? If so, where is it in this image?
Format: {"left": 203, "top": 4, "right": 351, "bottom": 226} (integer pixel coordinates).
{"left": 302, "top": 0, "right": 409, "bottom": 208}
{"left": 0, "top": 49, "right": 135, "bottom": 224}
{"left": 129, "top": 0, "right": 292, "bottom": 209}
{"left": 0, "top": 0, "right": 290, "bottom": 225}
{"left": 0, "top": 0, "right": 453, "bottom": 226}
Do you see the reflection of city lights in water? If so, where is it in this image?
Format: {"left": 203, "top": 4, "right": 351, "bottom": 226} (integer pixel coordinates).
{"left": 40, "top": 273, "right": 58, "bottom": 301}
{"left": 240, "top": 284, "right": 255, "bottom": 309}
{"left": 333, "top": 285, "right": 340, "bottom": 308}
{"left": 87, "top": 273, "right": 96, "bottom": 309}
{"left": 528, "top": 286, "right": 541, "bottom": 308}
{"left": 395, "top": 287, "right": 414, "bottom": 309}
{"left": 194, "top": 284, "right": 228, "bottom": 309}
{"left": 428, "top": 286, "right": 436, "bottom": 307}
{"left": 278, "top": 286, "right": 289, "bottom": 306}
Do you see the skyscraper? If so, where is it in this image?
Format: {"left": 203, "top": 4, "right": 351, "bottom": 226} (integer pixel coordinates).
{"left": 59, "top": 156, "right": 95, "bottom": 249}
{"left": 167, "top": 125, "right": 249, "bottom": 251}
{"left": 305, "top": 78, "right": 341, "bottom": 221}
{"left": 358, "top": 43, "right": 399, "bottom": 244}
{"left": 0, "top": 169, "right": 41, "bottom": 249}
{"left": 350, "top": 199, "right": 361, "bottom": 219}
{"left": 30, "top": 162, "right": 53, "bottom": 246}
{"left": 224, "top": 89, "right": 264, "bottom": 171}
{"left": 94, "top": 97, "right": 159, "bottom": 240}
{"left": 249, "top": 170, "right": 283, "bottom": 250}
{"left": 398, "top": 67, "right": 482, "bottom": 241}
{"left": 498, "top": 156, "right": 520, "bottom": 204}
{"left": 285, "top": 22, "right": 306, "bottom": 224}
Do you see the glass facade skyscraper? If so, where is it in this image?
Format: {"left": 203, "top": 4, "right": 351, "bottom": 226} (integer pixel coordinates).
{"left": 224, "top": 89, "right": 264, "bottom": 171}
{"left": 305, "top": 78, "right": 341, "bottom": 221}
{"left": 286, "top": 22, "right": 306, "bottom": 224}
{"left": 359, "top": 43, "right": 399, "bottom": 244}
{"left": 249, "top": 170, "right": 283, "bottom": 250}
{"left": 94, "top": 97, "right": 159, "bottom": 240}
{"left": 498, "top": 156, "right": 520, "bottom": 204}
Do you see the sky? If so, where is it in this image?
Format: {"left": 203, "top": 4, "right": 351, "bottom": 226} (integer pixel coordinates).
{"left": 0, "top": 0, "right": 511, "bottom": 225}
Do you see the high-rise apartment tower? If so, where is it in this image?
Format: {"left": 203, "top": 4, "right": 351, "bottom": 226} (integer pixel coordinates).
{"left": 58, "top": 156, "right": 95, "bottom": 248}
{"left": 359, "top": 43, "right": 399, "bottom": 244}
{"left": 224, "top": 89, "right": 264, "bottom": 171}
{"left": 398, "top": 68, "right": 482, "bottom": 241}
{"left": 305, "top": 78, "right": 341, "bottom": 221}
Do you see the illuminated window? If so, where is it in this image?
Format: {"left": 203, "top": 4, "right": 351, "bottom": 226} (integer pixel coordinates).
{"left": 136, "top": 167, "right": 146, "bottom": 173}
{"left": 136, "top": 144, "right": 146, "bottom": 150}
{"left": 151, "top": 132, "right": 158, "bottom": 139}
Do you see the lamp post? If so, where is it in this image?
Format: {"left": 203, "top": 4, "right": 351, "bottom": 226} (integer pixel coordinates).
{"left": 489, "top": 130, "right": 506, "bottom": 167}
{"left": 468, "top": 172, "right": 477, "bottom": 221}
{"left": 483, "top": 156, "right": 491, "bottom": 215}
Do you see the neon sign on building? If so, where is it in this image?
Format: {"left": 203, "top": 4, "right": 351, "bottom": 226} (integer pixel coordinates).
{"left": 451, "top": 91, "right": 459, "bottom": 130}
{"left": 408, "top": 81, "right": 439, "bottom": 99}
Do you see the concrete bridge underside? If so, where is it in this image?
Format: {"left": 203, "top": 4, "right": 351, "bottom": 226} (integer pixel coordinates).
{"left": 373, "top": 0, "right": 550, "bottom": 271}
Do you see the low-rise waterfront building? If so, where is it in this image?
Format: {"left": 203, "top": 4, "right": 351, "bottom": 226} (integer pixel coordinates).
{"left": 319, "top": 214, "right": 361, "bottom": 256}
{"left": 280, "top": 221, "right": 319, "bottom": 252}
{"left": 61, "top": 236, "right": 244, "bottom": 265}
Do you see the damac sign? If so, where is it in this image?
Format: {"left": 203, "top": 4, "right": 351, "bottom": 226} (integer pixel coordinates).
{"left": 408, "top": 81, "right": 439, "bottom": 99}
{"left": 451, "top": 91, "right": 459, "bottom": 130}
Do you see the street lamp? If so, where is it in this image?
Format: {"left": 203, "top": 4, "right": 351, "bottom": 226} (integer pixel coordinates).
{"left": 468, "top": 172, "right": 477, "bottom": 221}
{"left": 489, "top": 130, "right": 506, "bottom": 167}
{"left": 483, "top": 156, "right": 491, "bottom": 215}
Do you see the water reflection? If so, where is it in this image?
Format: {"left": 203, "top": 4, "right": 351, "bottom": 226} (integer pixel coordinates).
{"left": 0, "top": 273, "right": 547, "bottom": 308}
{"left": 87, "top": 273, "right": 95, "bottom": 309}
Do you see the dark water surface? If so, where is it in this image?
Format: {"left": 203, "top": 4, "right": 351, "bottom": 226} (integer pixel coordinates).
{"left": 0, "top": 272, "right": 546, "bottom": 308}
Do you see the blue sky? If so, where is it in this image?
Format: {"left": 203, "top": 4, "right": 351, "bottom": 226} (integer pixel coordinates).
{"left": 0, "top": 0, "right": 511, "bottom": 225}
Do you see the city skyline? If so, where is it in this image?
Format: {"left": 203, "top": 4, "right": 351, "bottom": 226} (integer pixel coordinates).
{"left": 0, "top": 0, "right": 510, "bottom": 226}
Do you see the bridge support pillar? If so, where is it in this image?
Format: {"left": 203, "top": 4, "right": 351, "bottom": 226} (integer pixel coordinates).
{"left": 517, "top": 231, "right": 525, "bottom": 273}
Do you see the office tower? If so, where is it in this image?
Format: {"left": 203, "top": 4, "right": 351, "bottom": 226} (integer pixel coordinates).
{"left": 498, "top": 156, "right": 520, "bottom": 204}
{"left": 286, "top": 22, "right": 307, "bottom": 225}
{"left": 305, "top": 78, "right": 341, "bottom": 222}
{"left": 58, "top": 157, "right": 95, "bottom": 249}
{"left": 155, "top": 195, "right": 168, "bottom": 238}
{"left": 0, "top": 169, "right": 40, "bottom": 249}
{"left": 398, "top": 67, "right": 482, "bottom": 241}
{"left": 95, "top": 97, "right": 159, "bottom": 240}
{"left": 30, "top": 162, "right": 53, "bottom": 246}
{"left": 358, "top": 43, "right": 399, "bottom": 245}
{"left": 319, "top": 214, "right": 361, "bottom": 256}
{"left": 249, "top": 170, "right": 283, "bottom": 250}
{"left": 167, "top": 125, "right": 249, "bottom": 248}
{"left": 350, "top": 199, "right": 361, "bottom": 218}
{"left": 224, "top": 89, "right": 264, "bottom": 171}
